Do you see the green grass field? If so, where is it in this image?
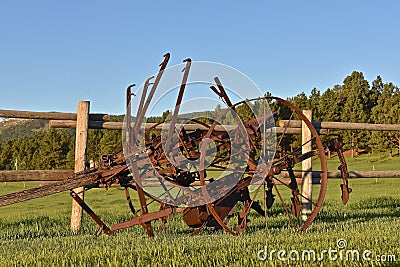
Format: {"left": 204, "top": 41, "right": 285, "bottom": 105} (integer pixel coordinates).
{"left": 0, "top": 153, "right": 399, "bottom": 266}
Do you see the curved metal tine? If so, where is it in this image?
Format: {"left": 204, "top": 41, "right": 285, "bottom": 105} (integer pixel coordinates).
{"left": 125, "top": 84, "right": 136, "bottom": 153}
{"left": 213, "top": 77, "right": 234, "bottom": 109}
{"left": 190, "top": 220, "right": 208, "bottom": 236}
{"left": 210, "top": 85, "right": 228, "bottom": 107}
{"left": 273, "top": 183, "right": 297, "bottom": 230}
{"left": 263, "top": 98, "right": 266, "bottom": 156}
{"left": 124, "top": 186, "right": 137, "bottom": 215}
{"left": 152, "top": 58, "right": 192, "bottom": 204}
{"left": 133, "top": 76, "right": 154, "bottom": 133}
{"left": 206, "top": 203, "right": 237, "bottom": 236}
{"left": 211, "top": 78, "right": 258, "bottom": 148}
{"left": 133, "top": 53, "right": 170, "bottom": 138}
{"left": 237, "top": 182, "right": 264, "bottom": 231}
{"left": 165, "top": 58, "right": 191, "bottom": 151}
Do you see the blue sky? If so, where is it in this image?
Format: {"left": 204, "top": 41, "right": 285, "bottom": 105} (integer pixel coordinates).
{"left": 1, "top": 1, "right": 399, "bottom": 115}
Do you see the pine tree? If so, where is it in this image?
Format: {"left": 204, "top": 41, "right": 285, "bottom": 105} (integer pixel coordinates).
{"left": 340, "top": 71, "right": 370, "bottom": 150}
{"left": 371, "top": 81, "right": 400, "bottom": 152}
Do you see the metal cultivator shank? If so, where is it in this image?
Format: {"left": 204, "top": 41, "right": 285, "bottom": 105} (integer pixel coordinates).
{"left": 0, "top": 54, "right": 352, "bottom": 236}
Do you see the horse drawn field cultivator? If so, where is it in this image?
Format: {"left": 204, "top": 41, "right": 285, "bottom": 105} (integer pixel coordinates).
{"left": 0, "top": 54, "right": 352, "bottom": 236}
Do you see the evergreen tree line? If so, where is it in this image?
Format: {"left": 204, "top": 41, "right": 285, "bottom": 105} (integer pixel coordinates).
{"left": 0, "top": 128, "right": 123, "bottom": 171}
{"left": 286, "top": 71, "right": 400, "bottom": 152}
{"left": 0, "top": 71, "right": 398, "bottom": 170}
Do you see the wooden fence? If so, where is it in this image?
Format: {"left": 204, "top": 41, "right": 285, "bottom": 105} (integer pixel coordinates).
{"left": 1, "top": 101, "right": 400, "bottom": 231}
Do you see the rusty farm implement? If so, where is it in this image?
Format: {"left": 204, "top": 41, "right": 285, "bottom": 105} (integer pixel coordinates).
{"left": 0, "top": 53, "right": 351, "bottom": 236}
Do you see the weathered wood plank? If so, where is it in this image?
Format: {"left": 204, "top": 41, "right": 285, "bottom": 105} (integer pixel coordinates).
{"left": 0, "top": 109, "right": 109, "bottom": 121}
{"left": 279, "top": 120, "right": 400, "bottom": 131}
{"left": 0, "top": 170, "right": 74, "bottom": 182}
{"left": 49, "top": 120, "right": 307, "bottom": 134}
{"left": 301, "top": 110, "right": 312, "bottom": 217}
{"left": 71, "top": 101, "right": 90, "bottom": 232}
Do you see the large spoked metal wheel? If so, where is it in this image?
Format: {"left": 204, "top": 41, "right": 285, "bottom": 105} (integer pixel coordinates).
{"left": 266, "top": 97, "right": 328, "bottom": 231}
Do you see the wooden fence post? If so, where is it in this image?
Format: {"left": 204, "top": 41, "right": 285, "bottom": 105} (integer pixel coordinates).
{"left": 70, "top": 101, "right": 90, "bottom": 233}
{"left": 301, "top": 110, "right": 312, "bottom": 220}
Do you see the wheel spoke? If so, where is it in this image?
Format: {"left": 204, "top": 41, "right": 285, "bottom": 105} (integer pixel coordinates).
{"left": 289, "top": 136, "right": 316, "bottom": 155}
{"left": 273, "top": 183, "right": 297, "bottom": 230}
{"left": 275, "top": 109, "right": 296, "bottom": 151}
{"left": 272, "top": 176, "right": 318, "bottom": 207}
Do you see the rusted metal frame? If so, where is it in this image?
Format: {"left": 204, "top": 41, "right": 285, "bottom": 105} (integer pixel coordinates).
{"left": 199, "top": 80, "right": 249, "bottom": 189}
{"left": 136, "top": 61, "right": 175, "bottom": 200}
{"left": 111, "top": 207, "right": 173, "bottom": 231}
{"left": 237, "top": 181, "right": 264, "bottom": 233}
{"left": 122, "top": 185, "right": 147, "bottom": 229}
{"left": 210, "top": 77, "right": 259, "bottom": 152}
{"left": 213, "top": 179, "right": 250, "bottom": 207}
{"left": 134, "top": 76, "right": 154, "bottom": 131}
{"left": 125, "top": 84, "right": 136, "bottom": 155}
{"left": 206, "top": 203, "right": 237, "bottom": 236}
{"left": 70, "top": 191, "right": 115, "bottom": 236}
{"left": 132, "top": 53, "right": 170, "bottom": 136}
{"left": 262, "top": 98, "right": 267, "bottom": 158}
{"left": 165, "top": 58, "right": 192, "bottom": 151}
{"left": 190, "top": 220, "right": 209, "bottom": 236}
{"left": 271, "top": 176, "right": 317, "bottom": 207}
{"left": 198, "top": 179, "right": 255, "bottom": 235}
{"left": 135, "top": 159, "right": 202, "bottom": 198}
{"left": 223, "top": 204, "right": 237, "bottom": 225}
{"left": 133, "top": 76, "right": 154, "bottom": 135}
{"left": 197, "top": 91, "right": 270, "bottom": 235}
{"left": 124, "top": 187, "right": 138, "bottom": 215}
{"left": 272, "top": 150, "right": 319, "bottom": 173}
{"left": 145, "top": 145, "right": 176, "bottom": 203}
{"left": 129, "top": 162, "right": 155, "bottom": 237}
{"left": 144, "top": 117, "right": 214, "bottom": 143}
{"left": 210, "top": 77, "right": 234, "bottom": 110}
{"left": 125, "top": 54, "right": 171, "bottom": 237}
{"left": 96, "top": 165, "right": 129, "bottom": 190}
{"left": 139, "top": 170, "right": 202, "bottom": 201}
{"left": 285, "top": 157, "right": 302, "bottom": 218}
{"left": 237, "top": 200, "right": 250, "bottom": 233}
{"left": 128, "top": 184, "right": 175, "bottom": 213}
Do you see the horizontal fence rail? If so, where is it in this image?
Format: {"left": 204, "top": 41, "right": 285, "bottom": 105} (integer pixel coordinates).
{"left": 1, "top": 109, "right": 399, "bottom": 192}
{"left": 279, "top": 120, "right": 400, "bottom": 131}
{"left": 1, "top": 170, "right": 399, "bottom": 183}
{"left": 49, "top": 120, "right": 329, "bottom": 134}
{"left": 0, "top": 170, "right": 74, "bottom": 182}
{"left": 0, "top": 109, "right": 110, "bottom": 121}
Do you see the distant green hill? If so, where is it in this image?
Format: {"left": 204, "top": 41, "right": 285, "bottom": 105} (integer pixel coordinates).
{"left": 0, "top": 119, "right": 48, "bottom": 144}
